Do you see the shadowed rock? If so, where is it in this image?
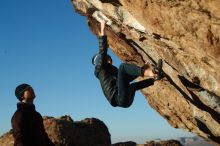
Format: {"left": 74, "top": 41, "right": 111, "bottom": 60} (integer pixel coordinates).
{"left": 112, "top": 141, "right": 137, "bottom": 146}
{"left": 112, "top": 140, "right": 183, "bottom": 146}
{"left": 143, "top": 140, "right": 184, "bottom": 146}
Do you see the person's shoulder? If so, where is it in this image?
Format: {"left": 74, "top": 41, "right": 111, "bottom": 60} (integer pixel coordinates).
{"left": 12, "top": 109, "right": 23, "bottom": 117}
{"left": 35, "top": 111, "right": 44, "bottom": 119}
{"left": 113, "top": 65, "right": 118, "bottom": 70}
{"left": 110, "top": 64, "right": 118, "bottom": 72}
{"left": 107, "top": 63, "right": 117, "bottom": 69}
{"left": 11, "top": 109, "right": 25, "bottom": 122}
{"left": 36, "top": 111, "right": 42, "bottom": 116}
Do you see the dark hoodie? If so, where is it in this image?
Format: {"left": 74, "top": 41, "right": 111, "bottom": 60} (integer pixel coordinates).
{"left": 11, "top": 103, "right": 54, "bottom": 146}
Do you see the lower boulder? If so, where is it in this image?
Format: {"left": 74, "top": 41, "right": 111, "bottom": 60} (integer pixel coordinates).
{"left": 0, "top": 116, "right": 111, "bottom": 146}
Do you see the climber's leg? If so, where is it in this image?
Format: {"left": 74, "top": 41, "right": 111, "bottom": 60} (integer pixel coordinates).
{"left": 115, "top": 63, "right": 143, "bottom": 107}
{"left": 130, "top": 78, "right": 154, "bottom": 91}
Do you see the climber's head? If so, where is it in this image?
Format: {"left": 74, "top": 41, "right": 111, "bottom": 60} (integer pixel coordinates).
{"left": 15, "top": 83, "right": 36, "bottom": 102}
{"left": 92, "top": 53, "right": 112, "bottom": 65}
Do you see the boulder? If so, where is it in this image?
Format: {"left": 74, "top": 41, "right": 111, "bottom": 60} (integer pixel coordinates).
{"left": 71, "top": 0, "right": 220, "bottom": 144}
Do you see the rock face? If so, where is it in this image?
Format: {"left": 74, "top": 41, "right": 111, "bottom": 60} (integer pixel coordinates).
{"left": 142, "top": 140, "right": 184, "bottom": 146}
{"left": 71, "top": 0, "right": 220, "bottom": 145}
{"left": 0, "top": 116, "right": 111, "bottom": 146}
{"left": 112, "top": 141, "right": 137, "bottom": 146}
{"left": 44, "top": 116, "right": 111, "bottom": 146}
{"left": 0, "top": 130, "right": 14, "bottom": 146}
{"left": 112, "top": 140, "right": 183, "bottom": 146}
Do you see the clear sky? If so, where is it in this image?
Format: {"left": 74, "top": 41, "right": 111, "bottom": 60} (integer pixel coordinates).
{"left": 0, "top": 0, "right": 194, "bottom": 144}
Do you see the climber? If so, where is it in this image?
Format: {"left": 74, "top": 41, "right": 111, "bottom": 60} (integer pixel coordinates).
{"left": 92, "top": 20, "right": 163, "bottom": 108}
{"left": 11, "top": 83, "right": 55, "bottom": 146}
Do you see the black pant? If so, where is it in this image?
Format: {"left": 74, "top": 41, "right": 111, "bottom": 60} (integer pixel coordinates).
{"left": 116, "top": 63, "right": 154, "bottom": 108}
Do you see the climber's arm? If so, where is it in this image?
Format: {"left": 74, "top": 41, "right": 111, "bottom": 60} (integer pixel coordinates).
{"left": 94, "top": 21, "right": 109, "bottom": 77}
{"left": 98, "top": 21, "right": 108, "bottom": 55}
{"left": 98, "top": 35, "right": 108, "bottom": 55}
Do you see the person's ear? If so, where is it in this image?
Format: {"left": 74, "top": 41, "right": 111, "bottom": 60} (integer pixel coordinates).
{"left": 20, "top": 96, "right": 24, "bottom": 101}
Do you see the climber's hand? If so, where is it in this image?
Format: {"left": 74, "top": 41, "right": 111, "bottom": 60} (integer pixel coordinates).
{"left": 100, "top": 20, "right": 106, "bottom": 36}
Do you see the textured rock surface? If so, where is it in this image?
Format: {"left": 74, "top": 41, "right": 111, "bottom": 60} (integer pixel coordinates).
{"left": 141, "top": 140, "right": 184, "bottom": 146}
{"left": 112, "top": 140, "right": 183, "bottom": 146}
{"left": 112, "top": 141, "right": 137, "bottom": 146}
{"left": 44, "top": 116, "right": 111, "bottom": 146}
{"left": 71, "top": 0, "right": 220, "bottom": 145}
{"left": 0, "top": 130, "right": 14, "bottom": 146}
{"left": 0, "top": 116, "right": 111, "bottom": 146}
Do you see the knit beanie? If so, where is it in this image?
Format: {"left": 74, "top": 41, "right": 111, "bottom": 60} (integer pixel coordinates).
{"left": 15, "top": 83, "right": 31, "bottom": 101}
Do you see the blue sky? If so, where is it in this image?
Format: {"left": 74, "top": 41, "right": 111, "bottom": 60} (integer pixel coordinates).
{"left": 0, "top": 0, "right": 194, "bottom": 143}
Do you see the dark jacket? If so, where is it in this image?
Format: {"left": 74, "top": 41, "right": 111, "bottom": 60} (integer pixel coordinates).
{"left": 11, "top": 103, "right": 54, "bottom": 146}
{"left": 96, "top": 62, "right": 118, "bottom": 106}
{"left": 95, "top": 36, "right": 118, "bottom": 106}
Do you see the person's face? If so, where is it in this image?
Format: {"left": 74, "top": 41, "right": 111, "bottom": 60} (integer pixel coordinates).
{"left": 23, "top": 87, "right": 36, "bottom": 100}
